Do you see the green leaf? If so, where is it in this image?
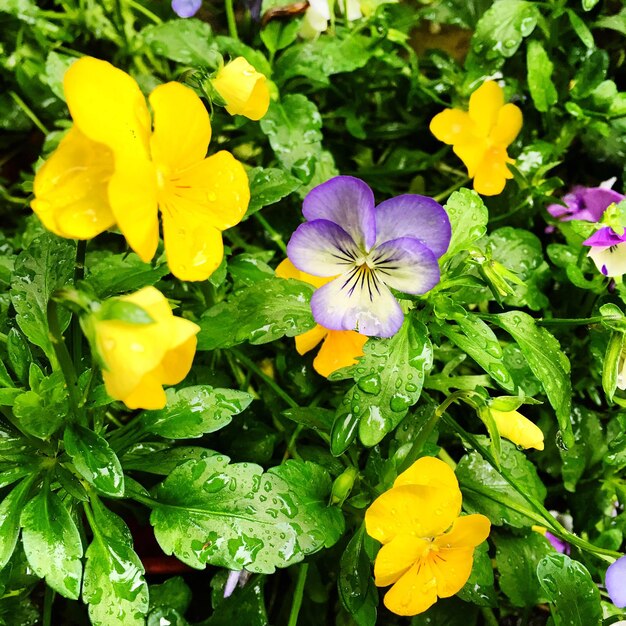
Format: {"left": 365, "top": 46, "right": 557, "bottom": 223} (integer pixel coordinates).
{"left": 215, "top": 36, "right": 272, "bottom": 76}
{"left": 203, "top": 576, "right": 268, "bottom": 626}
{"left": 593, "top": 11, "right": 626, "bottom": 37}
{"left": 527, "top": 40, "right": 557, "bottom": 113}
{"left": 43, "top": 51, "right": 76, "bottom": 101}
{"left": 20, "top": 489, "right": 83, "bottom": 599}
{"left": 572, "top": 49, "right": 608, "bottom": 100}
{"left": 0, "top": 360, "right": 13, "bottom": 389}
{"left": 259, "top": 95, "right": 338, "bottom": 192}
{"left": 338, "top": 527, "right": 375, "bottom": 616}
{"left": 536, "top": 553, "right": 602, "bottom": 626}
{"left": 0, "top": 478, "right": 35, "bottom": 568}
{"left": 260, "top": 19, "right": 301, "bottom": 55}
{"left": 457, "top": 439, "right": 547, "bottom": 528}
{"left": 582, "top": 0, "right": 599, "bottom": 9}
{"left": 83, "top": 498, "right": 149, "bottom": 626}
{"left": 150, "top": 457, "right": 344, "bottom": 573}
{"left": 245, "top": 167, "right": 302, "bottom": 217}
{"left": 149, "top": 577, "right": 192, "bottom": 615}
{"left": 64, "top": 424, "right": 124, "bottom": 497}
{"left": 120, "top": 444, "right": 215, "bottom": 474}
{"left": 142, "top": 19, "right": 221, "bottom": 66}
{"left": 456, "top": 541, "right": 496, "bottom": 606}
{"left": 98, "top": 300, "right": 155, "bottom": 325}
{"left": 140, "top": 386, "right": 253, "bottom": 439}
{"left": 7, "top": 328, "right": 31, "bottom": 385}
{"left": 566, "top": 9, "right": 594, "bottom": 48}
{"left": 442, "top": 188, "right": 488, "bottom": 261}
{"left": 494, "top": 532, "right": 551, "bottom": 606}
{"left": 10, "top": 234, "right": 75, "bottom": 364}
{"left": 490, "top": 312, "right": 573, "bottom": 447}
{"left": 282, "top": 407, "right": 335, "bottom": 434}
{"left": 197, "top": 278, "right": 315, "bottom": 350}
{"left": 274, "top": 33, "right": 373, "bottom": 86}
{"left": 411, "top": 598, "right": 479, "bottom": 625}
{"left": 472, "top": 0, "right": 539, "bottom": 59}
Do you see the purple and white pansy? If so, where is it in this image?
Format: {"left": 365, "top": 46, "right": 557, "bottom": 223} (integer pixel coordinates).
{"left": 286, "top": 176, "right": 451, "bottom": 338}
{"left": 584, "top": 228, "right": 626, "bottom": 277}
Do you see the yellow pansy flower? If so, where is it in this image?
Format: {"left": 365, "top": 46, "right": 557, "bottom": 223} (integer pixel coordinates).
{"left": 430, "top": 80, "right": 523, "bottom": 196}
{"left": 365, "top": 456, "right": 491, "bottom": 616}
{"left": 212, "top": 57, "right": 270, "bottom": 121}
{"left": 275, "top": 259, "right": 367, "bottom": 377}
{"left": 31, "top": 56, "right": 249, "bottom": 282}
{"left": 490, "top": 408, "right": 544, "bottom": 450}
{"left": 90, "top": 287, "right": 200, "bottom": 410}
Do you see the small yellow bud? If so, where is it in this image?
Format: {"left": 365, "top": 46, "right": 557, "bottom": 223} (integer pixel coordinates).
{"left": 490, "top": 409, "right": 545, "bottom": 450}
{"left": 212, "top": 57, "right": 270, "bottom": 121}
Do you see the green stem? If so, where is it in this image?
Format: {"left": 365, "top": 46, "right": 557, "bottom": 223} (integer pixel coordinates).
{"left": 127, "top": 0, "right": 162, "bottom": 23}
{"left": 43, "top": 585, "right": 55, "bottom": 626}
{"left": 481, "top": 607, "right": 499, "bottom": 626}
{"left": 479, "top": 313, "right": 610, "bottom": 327}
{"left": 287, "top": 563, "right": 309, "bottom": 626}
{"left": 9, "top": 91, "right": 49, "bottom": 135}
{"left": 224, "top": 0, "right": 239, "bottom": 40}
{"left": 72, "top": 241, "right": 87, "bottom": 371}
{"left": 47, "top": 299, "right": 82, "bottom": 422}
{"left": 433, "top": 177, "right": 471, "bottom": 203}
{"left": 254, "top": 213, "right": 287, "bottom": 254}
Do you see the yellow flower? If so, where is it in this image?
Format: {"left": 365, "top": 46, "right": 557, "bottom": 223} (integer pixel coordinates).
{"left": 212, "top": 57, "right": 270, "bottom": 121}
{"left": 91, "top": 287, "right": 200, "bottom": 410}
{"left": 275, "top": 259, "right": 367, "bottom": 377}
{"left": 365, "top": 456, "right": 491, "bottom": 616}
{"left": 490, "top": 408, "right": 544, "bottom": 450}
{"left": 31, "top": 56, "right": 249, "bottom": 282}
{"left": 430, "top": 80, "right": 522, "bottom": 196}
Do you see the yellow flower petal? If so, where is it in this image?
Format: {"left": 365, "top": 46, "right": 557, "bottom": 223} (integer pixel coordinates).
{"left": 429, "top": 109, "right": 476, "bottom": 146}
{"left": 275, "top": 258, "right": 329, "bottom": 289}
{"left": 472, "top": 146, "right": 514, "bottom": 196}
{"left": 313, "top": 330, "right": 367, "bottom": 377}
{"left": 63, "top": 56, "right": 151, "bottom": 159}
{"left": 165, "top": 150, "right": 250, "bottom": 231}
{"left": 383, "top": 559, "right": 438, "bottom": 616}
{"left": 491, "top": 102, "right": 523, "bottom": 146}
{"left": 119, "top": 372, "right": 168, "bottom": 410}
{"left": 365, "top": 484, "right": 461, "bottom": 545}
{"left": 468, "top": 80, "right": 504, "bottom": 138}
{"left": 453, "top": 138, "right": 489, "bottom": 178}
{"left": 374, "top": 534, "right": 430, "bottom": 587}
{"left": 430, "top": 547, "right": 475, "bottom": 598}
{"left": 149, "top": 81, "right": 212, "bottom": 174}
{"left": 295, "top": 325, "right": 328, "bottom": 355}
{"left": 490, "top": 409, "right": 545, "bottom": 450}
{"left": 435, "top": 514, "right": 491, "bottom": 550}
{"left": 161, "top": 335, "right": 198, "bottom": 385}
{"left": 212, "top": 57, "right": 270, "bottom": 121}
{"left": 108, "top": 157, "right": 159, "bottom": 262}
{"left": 394, "top": 456, "right": 459, "bottom": 492}
{"left": 160, "top": 204, "right": 225, "bottom": 281}
{"left": 31, "top": 127, "right": 115, "bottom": 239}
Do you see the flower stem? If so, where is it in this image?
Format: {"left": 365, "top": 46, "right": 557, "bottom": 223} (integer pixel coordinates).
{"left": 9, "top": 91, "right": 49, "bottom": 135}
{"left": 71, "top": 240, "right": 87, "bottom": 371}
{"left": 43, "top": 585, "right": 55, "bottom": 626}
{"left": 224, "top": 0, "right": 239, "bottom": 40}
{"left": 433, "top": 177, "right": 471, "bottom": 203}
{"left": 254, "top": 213, "right": 287, "bottom": 254}
{"left": 287, "top": 563, "right": 309, "bottom": 626}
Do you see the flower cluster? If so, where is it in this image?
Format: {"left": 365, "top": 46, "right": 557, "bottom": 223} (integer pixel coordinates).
{"left": 430, "top": 81, "right": 522, "bottom": 196}
{"left": 365, "top": 456, "right": 491, "bottom": 616}
{"left": 287, "top": 176, "right": 451, "bottom": 338}
{"left": 31, "top": 56, "right": 250, "bottom": 282}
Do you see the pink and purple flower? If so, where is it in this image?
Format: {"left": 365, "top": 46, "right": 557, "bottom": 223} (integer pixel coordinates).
{"left": 547, "top": 184, "right": 624, "bottom": 223}
{"left": 286, "top": 176, "right": 450, "bottom": 337}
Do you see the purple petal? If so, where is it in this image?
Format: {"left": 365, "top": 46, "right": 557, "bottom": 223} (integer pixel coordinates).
{"left": 548, "top": 187, "right": 624, "bottom": 223}
{"left": 310, "top": 275, "right": 403, "bottom": 337}
{"left": 372, "top": 237, "right": 440, "bottom": 295}
{"left": 224, "top": 570, "right": 241, "bottom": 598}
{"left": 172, "top": 0, "right": 202, "bottom": 17}
{"left": 583, "top": 227, "right": 626, "bottom": 247}
{"left": 545, "top": 532, "right": 570, "bottom": 555}
{"left": 302, "top": 176, "right": 376, "bottom": 250}
{"left": 287, "top": 219, "right": 360, "bottom": 277}
{"left": 374, "top": 195, "right": 451, "bottom": 257}
{"left": 606, "top": 556, "right": 626, "bottom": 608}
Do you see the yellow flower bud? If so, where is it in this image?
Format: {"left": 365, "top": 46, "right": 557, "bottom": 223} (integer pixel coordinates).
{"left": 212, "top": 57, "right": 270, "bottom": 121}
{"left": 91, "top": 287, "right": 200, "bottom": 410}
{"left": 490, "top": 408, "right": 544, "bottom": 450}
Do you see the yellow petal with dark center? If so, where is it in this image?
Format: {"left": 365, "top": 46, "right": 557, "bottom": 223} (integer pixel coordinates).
{"left": 429, "top": 547, "right": 475, "bottom": 598}
{"left": 165, "top": 150, "right": 250, "bottom": 231}
{"left": 491, "top": 102, "right": 523, "bottom": 146}
{"left": 374, "top": 534, "right": 429, "bottom": 587}
{"left": 383, "top": 559, "right": 438, "bottom": 616}
{"left": 468, "top": 80, "right": 504, "bottom": 137}
{"left": 429, "top": 109, "right": 476, "bottom": 146}
{"left": 313, "top": 330, "right": 367, "bottom": 377}
{"left": 435, "top": 514, "right": 491, "bottom": 551}
{"left": 160, "top": 201, "right": 225, "bottom": 281}
{"left": 31, "top": 126, "right": 115, "bottom": 239}
{"left": 63, "top": 56, "right": 151, "bottom": 160}
{"left": 295, "top": 325, "right": 328, "bottom": 355}
{"left": 149, "top": 81, "right": 212, "bottom": 174}
{"left": 365, "top": 484, "right": 460, "bottom": 545}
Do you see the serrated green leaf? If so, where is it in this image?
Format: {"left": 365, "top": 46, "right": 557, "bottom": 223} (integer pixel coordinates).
{"left": 457, "top": 439, "right": 546, "bottom": 528}
{"left": 494, "top": 532, "right": 551, "bottom": 606}
{"left": 20, "top": 489, "right": 83, "bottom": 599}
{"left": 140, "top": 385, "right": 253, "bottom": 439}
{"left": 0, "top": 478, "right": 35, "bottom": 569}
{"left": 536, "top": 553, "right": 602, "bottom": 626}
{"left": 10, "top": 234, "right": 75, "bottom": 364}
{"left": 64, "top": 424, "right": 124, "bottom": 497}
{"left": 489, "top": 311, "right": 573, "bottom": 447}
{"left": 245, "top": 167, "right": 301, "bottom": 217}
{"left": 527, "top": 40, "right": 557, "bottom": 113}
{"left": 6, "top": 328, "right": 31, "bottom": 385}
{"left": 197, "top": 278, "right": 315, "bottom": 350}
{"left": 83, "top": 498, "right": 148, "bottom": 626}
{"left": 472, "top": 0, "right": 539, "bottom": 59}
{"left": 442, "top": 188, "right": 488, "bottom": 261}
{"left": 150, "top": 457, "right": 343, "bottom": 573}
